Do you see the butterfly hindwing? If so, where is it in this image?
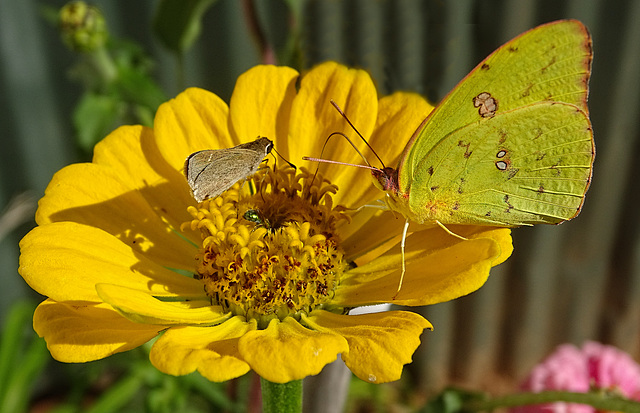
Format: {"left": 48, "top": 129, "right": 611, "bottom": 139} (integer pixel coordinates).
{"left": 408, "top": 102, "right": 593, "bottom": 225}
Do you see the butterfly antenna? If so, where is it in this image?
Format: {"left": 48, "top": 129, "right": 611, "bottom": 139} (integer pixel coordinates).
{"left": 264, "top": 145, "right": 296, "bottom": 195}
{"left": 320, "top": 131, "right": 373, "bottom": 167}
{"left": 270, "top": 147, "right": 297, "bottom": 170}
{"left": 330, "top": 99, "right": 386, "bottom": 168}
{"left": 305, "top": 131, "right": 380, "bottom": 184}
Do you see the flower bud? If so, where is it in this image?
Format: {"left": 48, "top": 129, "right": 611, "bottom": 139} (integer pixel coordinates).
{"left": 59, "top": 1, "right": 107, "bottom": 52}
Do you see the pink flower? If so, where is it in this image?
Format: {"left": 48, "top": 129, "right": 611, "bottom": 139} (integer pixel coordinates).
{"left": 583, "top": 342, "right": 640, "bottom": 400}
{"left": 512, "top": 341, "right": 640, "bottom": 413}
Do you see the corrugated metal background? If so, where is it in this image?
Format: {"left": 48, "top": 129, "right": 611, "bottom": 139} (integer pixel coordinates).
{"left": 2, "top": 0, "right": 639, "bottom": 398}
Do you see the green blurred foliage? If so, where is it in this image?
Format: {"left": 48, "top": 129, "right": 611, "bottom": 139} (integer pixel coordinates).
{"left": 153, "top": 0, "right": 220, "bottom": 54}
{"left": 420, "top": 387, "right": 486, "bottom": 413}
{"left": 0, "top": 301, "right": 48, "bottom": 413}
{"left": 57, "top": 2, "right": 166, "bottom": 154}
{"left": 69, "top": 37, "right": 166, "bottom": 153}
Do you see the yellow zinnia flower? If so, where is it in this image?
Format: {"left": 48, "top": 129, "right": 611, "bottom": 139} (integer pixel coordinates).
{"left": 19, "top": 62, "right": 512, "bottom": 384}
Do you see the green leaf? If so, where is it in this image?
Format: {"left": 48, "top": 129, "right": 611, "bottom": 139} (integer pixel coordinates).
{"left": 421, "top": 387, "right": 485, "bottom": 413}
{"left": 153, "top": 0, "right": 220, "bottom": 54}
{"left": 0, "top": 301, "right": 49, "bottom": 413}
{"left": 84, "top": 371, "right": 145, "bottom": 413}
{"left": 116, "top": 64, "right": 167, "bottom": 115}
{"left": 463, "top": 390, "right": 640, "bottom": 412}
{"left": 73, "top": 92, "right": 123, "bottom": 152}
{"left": 184, "top": 373, "right": 236, "bottom": 410}
{"left": 277, "top": 0, "right": 304, "bottom": 69}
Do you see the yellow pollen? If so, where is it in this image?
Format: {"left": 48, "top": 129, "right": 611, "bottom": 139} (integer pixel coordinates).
{"left": 182, "top": 166, "right": 349, "bottom": 327}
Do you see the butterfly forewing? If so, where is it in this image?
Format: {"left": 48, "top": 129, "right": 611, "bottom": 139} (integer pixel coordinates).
{"left": 399, "top": 20, "right": 593, "bottom": 199}
{"left": 184, "top": 137, "right": 273, "bottom": 202}
{"left": 394, "top": 20, "right": 594, "bottom": 226}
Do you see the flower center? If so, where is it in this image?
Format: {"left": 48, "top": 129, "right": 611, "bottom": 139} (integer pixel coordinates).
{"left": 182, "top": 166, "right": 349, "bottom": 327}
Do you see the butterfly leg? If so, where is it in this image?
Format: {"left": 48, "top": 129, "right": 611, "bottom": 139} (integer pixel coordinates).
{"left": 435, "top": 220, "right": 468, "bottom": 241}
{"left": 392, "top": 219, "right": 411, "bottom": 300}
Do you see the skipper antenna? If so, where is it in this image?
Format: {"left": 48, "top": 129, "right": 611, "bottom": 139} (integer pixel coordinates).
{"left": 270, "top": 146, "right": 296, "bottom": 170}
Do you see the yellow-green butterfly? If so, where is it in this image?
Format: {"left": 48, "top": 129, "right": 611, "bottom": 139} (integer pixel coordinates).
{"left": 374, "top": 19, "right": 594, "bottom": 227}
{"left": 318, "top": 20, "right": 595, "bottom": 296}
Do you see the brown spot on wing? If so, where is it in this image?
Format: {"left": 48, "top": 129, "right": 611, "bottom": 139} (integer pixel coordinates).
{"left": 473, "top": 92, "right": 498, "bottom": 118}
{"left": 498, "top": 130, "right": 508, "bottom": 144}
{"left": 532, "top": 127, "right": 544, "bottom": 140}
{"left": 541, "top": 56, "right": 557, "bottom": 73}
{"left": 503, "top": 195, "right": 514, "bottom": 213}
{"left": 458, "top": 141, "right": 473, "bottom": 158}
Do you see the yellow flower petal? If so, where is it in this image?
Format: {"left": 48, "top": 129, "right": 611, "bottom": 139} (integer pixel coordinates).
{"left": 38, "top": 125, "right": 191, "bottom": 220}
{"left": 34, "top": 299, "right": 163, "bottom": 362}
{"left": 96, "top": 283, "right": 226, "bottom": 325}
{"left": 155, "top": 87, "right": 234, "bottom": 171}
{"left": 90, "top": 125, "right": 198, "bottom": 237}
{"left": 35, "top": 127, "right": 198, "bottom": 270}
{"left": 19, "top": 222, "right": 203, "bottom": 302}
{"left": 335, "top": 226, "right": 510, "bottom": 306}
{"left": 238, "top": 317, "right": 348, "bottom": 383}
{"left": 338, "top": 92, "right": 436, "bottom": 209}
{"left": 150, "top": 317, "right": 255, "bottom": 382}
{"left": 229, "top": 65, "right": 298, "bottom": 147}
{"left": 465, "top": 226, "right": 513, "bottom": 265}
{"left": 303, "top": 310, "right": 431, "bottom": 383}
{"left": 370, "top": 92, "right": 435, "bottom": 168}
{"left": 290, "top": 62, "right": 378, "bottom": 203}
{"left": 339, "top": 209, "right": 404, "bottom": 261}
{"left": 35, "top": 164, "right": 194, "bottom": 270}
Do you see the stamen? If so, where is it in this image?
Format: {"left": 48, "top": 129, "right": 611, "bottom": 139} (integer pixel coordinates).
{"left": 183, "top": 165, "right": 349, "bottom": 327}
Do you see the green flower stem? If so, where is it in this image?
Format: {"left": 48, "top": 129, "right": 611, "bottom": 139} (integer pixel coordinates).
{"left": 260, "top": 378, "right": 303, "bottom": 413}
{"left": 88, "top": 47, "right": 117, "bottom": 85}
{"left": 464, "top": 390, "right": 640, "bottom": 412}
